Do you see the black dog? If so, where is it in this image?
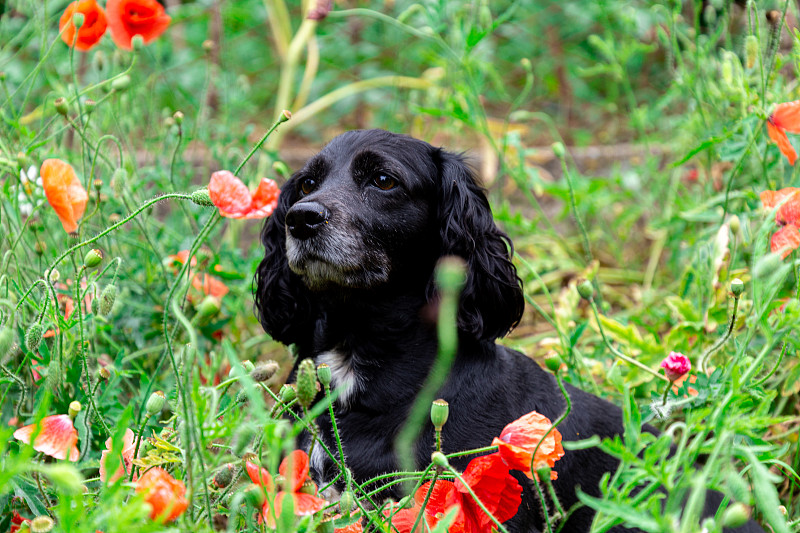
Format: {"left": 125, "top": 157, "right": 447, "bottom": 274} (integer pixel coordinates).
{"left": 254, "top": 129, "right": 763, "bottom": 532}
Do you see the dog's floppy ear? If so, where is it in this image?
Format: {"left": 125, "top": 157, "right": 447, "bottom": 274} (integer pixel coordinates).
{"left": 434, "top": 150, "right": 524, "bottom": 341}
{"left": 253, "top": 177, "right": 313, "bottom": 345}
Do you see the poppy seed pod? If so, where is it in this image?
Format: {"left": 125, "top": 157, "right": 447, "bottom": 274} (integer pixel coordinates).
{"left": 430, "top": 399, "right": 449, "bottom": 430}
{"left": 551, "top": 141, "right": 566, "bottom": 159}
{"left": 730, "top": 278, "right": 744, "bottom": 297}
{"left": 317, "top": 363, "right": 332, "bottom": 387}
{"left": 172, "top": 111, "right": 184, "bottom": 125}
{"left": 544, "top": 352, "right": 564, "bottom": 373}
{"left": 131, "top": 34, "right": 144, "bottom": 51}
{"left": 146, "top": 391, "right": 166, "bottom": 415}
{"left": 83, "top": 248, "right": 103, "bottom": 268}
{"left": 72, "top": 12, "right": 85, "bottom": 29}
{"left": 25, "top": 323, "right": 44, "bottom": 352}
{"left": 577, "top": 279, "right": 594, "bottom": 300}
{"left": 728, "top": 215, "right": 740, "bottom": 235}
{"left": 280, "top": 109, "right": 292, "bottom": 122}
{"left": 68, "top": 401, "right": 82, "bottom": 419}
{"left": 296, "top": 358, "right": 318, "bottom": 408}
{"left": 434, "top": 256, "right": 467, "bottom": 293}
{"left": 54, "top": 97, "right": 69, "bottom": 116}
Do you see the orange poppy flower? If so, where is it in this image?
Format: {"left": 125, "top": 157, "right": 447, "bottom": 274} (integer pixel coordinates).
{"left": 167, "top": 251, "right": 229, "bottom": 299}
{"left": 491, "top": 411, "right": 564, "bottom": 480}
{"left": 13, "top": 414, "right": 79, "bottom": 461}
{"left": 771, "top": 224, "right": 800, "bottom": 258}
{"left": 208, "top": 170, "right": 280, "bottom": 219}
{"left": 106, "top": 0, "right": 171, "bottom": 51}
{"left": 10, "top": 512, "right": 30, "bottom": 533}
{"left": 59, "top": 0, "right": 107, "bottom": 51}
{"left": 40, "top": 159, "right": 88, "bottom": 233}
{"left": 767, "top": 101, "right": 800, "bottom": 165}
{"left": 135, "top": 467, "right": 188, "bottom": 522}
{"left": 246, "top": 450, "right": 327, "bottom": 527}
{"left": 100, "top": 428, "right": 138, "bottom": 482}
{"left": 760, "top": 188, "right": 800, "bottom": 258}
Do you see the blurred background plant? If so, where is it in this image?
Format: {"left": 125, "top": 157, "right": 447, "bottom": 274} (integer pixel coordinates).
{"left": 1, "top": 0, "right": 800, "bottom": 531}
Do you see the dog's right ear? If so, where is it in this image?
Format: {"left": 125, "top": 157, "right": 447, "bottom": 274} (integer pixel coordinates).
{"left": 253, "top": 177, "right": 313, "bottom": 345}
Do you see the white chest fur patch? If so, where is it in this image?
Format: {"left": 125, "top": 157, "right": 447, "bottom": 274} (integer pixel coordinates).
{"left": 316, "top": 349, "right": 361, "bottom": 408}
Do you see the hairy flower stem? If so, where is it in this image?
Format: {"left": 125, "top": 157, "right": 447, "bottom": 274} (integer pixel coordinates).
{"left": 662, "top": 380, "right": 675, "bottom": 406}
{"left": 323, "top": 382, "right": 349, "bottom": 487}
{"left": 1, "top": 362, "right": 27, "bottom": 418}
{"left": 129, "top": 413, "right": 153, "bottom": 482}
{"left": 588, "top": 298, "right": 669, "bottom": 382}
{"left": 698, "top": 293, "right": 740, "bottom": 374}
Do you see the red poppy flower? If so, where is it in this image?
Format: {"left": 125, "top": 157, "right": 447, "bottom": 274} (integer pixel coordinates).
{"left": 492, "top": 411, "right": 564, "bottom": 480}
{"left": 59, "top": 0, "right": 108, "bottom": 51}
{"left": 100, "top": 428, "right": 138, "bottom": 482}
{"left": 135, "top": 467, "right": 188, "bottom": 522}
{"left": 40, "top": 159, "right": 88, "bottom": 233}
{"left": 767, "top": 101, "right": 800, "bottom": 165}
{"left": 387, "top": 454, "right": 522, "bottom": 533}
{"left": 167, "top": 251, "right": 229, "bottom": 299}
{"left": 106, "top": 0, "right": 171, "bottom": 51}
{"left": 208, "top": 170, "right": 280, "bottom": 219}
{"left": 771, "top": 224, "right": 800, "bottom": 258}
{"left": 13, "top": 414, "right": 79, "bottom": 461}
{"left": 10, "top": 512, "right": 30, "bottom": 533}
{"left": 760, "top": 188, "right": 800, "bottom": 258}
{"left": 246, "top": 450, "right": 327, "bottom": 527}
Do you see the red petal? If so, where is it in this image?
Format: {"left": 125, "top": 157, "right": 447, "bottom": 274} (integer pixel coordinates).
{"left": 246, "top": 178, "right": 280, "bottom": 219}
{"left": 106, "top": 0, "right": 170, "bottom": 50}
{"left": 245, "top": 461, "right": 274, "bottom": 491}
{"left": 208, "top": 170, "right": 253, "bottom": 218}
{"left": 771, "top": 101, "right": 800, "bottom": 133}
{"left": 292, "top": 492, "right": 328, "bottom": 515}
{"left": 13, "top": 414, "right": 79, "bottom": 461}
{"left": 771, "top": 224, "right": 800, "bottom": 259}
{"left": 494, "top": 411, "right": 564, "bottom": 478}
{"left": 192, "top": 274, "right": 229, "bottom": 298}
{"left": 456, "top": 454, "right": 523, "bottom": 528}
{"left": 279, "top": 450, "right": 310, "bottom": 492}
{"left": 767, "top": 121, "right": 798, "bottom": 165}
{"left": 41, "top": 159, "right": 88, "bottom": 233}
{"left": 415, "top": 480, "right": 456, "bottom": 514}
{"left": 135, "top": 467, "right": 188, "bottom": 522}
{"left": 59, "top": 0, "right": 108, "bottom": 51}
{"left": 383, "top": 507, "right": 425, "bottom": 533}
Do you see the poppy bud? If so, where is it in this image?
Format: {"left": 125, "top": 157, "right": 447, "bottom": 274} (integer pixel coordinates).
{"left": 730, "top": 278, "right": 744, "bottom": 297}
{"left": 280, "top": 109, "right": 292, "bottom": 122}
{"left": 190, "top": 188, "right": 214, "bottom": 206}
{"left": 430, "top": 399, "right": 449, "bottom": 431}
{"left": 728, "top": 215, "right": 740, "bottom": 235}
{"left": 744, "top": 36, "right": 758, "bottom": 69}
{"left": 30, "top": 516, "right": 54, "bottom": 533}
{"left": 251, "top": 361, "right": 279, "bottom": 382}
{"left": 131, "top": 35, "right": 144, "bottom": 52}
{"left": 100, "top": 284, "right": 116, "bottom": 316}
{"left": 112, "top": 168, "right": 127, "bottom": 197}
{"left": 111, "top": 74, "right": 131, "bottom": 92}
{"left": 34, "top": 242, "right": 46, "bottom": 255}
{"left": 93, "top": 178, "right": 103, "bottom": 190}
{"left": 90, "top": 297, "right": 100, "bottom": 316}
{"left": 430, "top": 451, "right": 449, "bottom": 468}
{"left": 435, "top": 256, "right": 467, "bottom": 293}
{"left": 279, "top": 384, "right": 297, "bottom": 404}
{"left": 236, "top": 390, "right": 248, "bottom": 405}
{"left": 25, "top": 323, "right": 44, "bottom": 352}
{"left": 146, "top": 391, "right": 166, "bottom": 415}
{"left": 202, "top": 39, "right": 215, "bottom": 52}
{"left": 721, "top": 58, "right": 733, "bottom": 88}
{"left": 54, "top": 97, "right": 68, "bottom": 116}
{"left": 339, "top": 490, "right": 355, "bottom": 513}
{"left": 16, "top": 152, "right": 28, "bottom": 169}
{"left": 47, "top": 268, "right": 60, "bottom": 284}
{"left": 577, "top": 279, "right": 594, "bottom": 300}
{"left": 296, "top": 358, "right": 318, "bottom": 408}
{"left": 72, "top": 11, "right": 85, "bottom": 29}
{"left": 233, "top": 424, "right": 257, "bottom": 455}
{"left": 213, "top": 463, "right": 235, "bottom": 488}
{"left": 722, "top": 503, "right": 751, "bottom": 528}
{"left": 0, "top": 327, "right": 14, "bottom": 357}
{"left": 173, "top": 111, "right": 184, "bottom": 125}
{"left": 551, "top": 142, "right": 565, "bottom": 159}
{"left": 317, "top": 363, "right": 332, "bottom": 387}
{"left": 241, "top": 360, "right": 256, "bottom": 373}
{"left": 98, "top": 366, "right": 110, "bottom": 380}
{"left": 244, "top": 485, "right": 266, "bottom": 508}
{"left": 397, "top": 495, "right": 414, "bottom": 509}
{"left": 68, "top": 400, "right": 82, "bottom": 419}
{"left": 83, "top": 248, "right": 103, "bottom": 269}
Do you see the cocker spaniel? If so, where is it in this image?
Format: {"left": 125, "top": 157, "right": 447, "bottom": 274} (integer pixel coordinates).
{"left": 254, "top": 129, "right": 763, "bottom": 532}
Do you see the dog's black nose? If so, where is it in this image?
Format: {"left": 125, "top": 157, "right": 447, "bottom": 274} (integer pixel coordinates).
{"left": 286, "top": 202, "right": 329, "bottom": 240}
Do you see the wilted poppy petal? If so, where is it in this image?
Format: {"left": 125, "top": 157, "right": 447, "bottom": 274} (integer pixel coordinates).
{"left": 106, "top": 0, "right": 171, "bottom": 50}
{"left": 492, "top": 411, "right": 564, "bottom": 480}
{"left": 279, "top": 450, "right": 311, "bottom": 492}
{"left": 41, "top": 159, "right": 88, "bottom": 233}
{"left": 13, "top": 414, "right": 79, "bottom": 461}
{"left": 767, "top": 121, "right": 798, "bottom": 166}
{"left": 771, "top": 224, "right": 800, "bottom": 259}
{"left": 208, "top": 170, "right": 253, "bottom": 217}
{"left": 771, "top": 101, "right": 800, "bottom": 133}
{"left": 245, "top": 460, "right": 274, "bottom": 490}
{"left": 135, "top": 467, "right": 188, "bottom": 522}
{"left": 246, "top": 178, "right": 280, "bottom": 218}
{"left": 100, "top": 428, "right": 137, "bottom": 482}
{"left": 59, "top": 0, "right": 108, "bottom": 51}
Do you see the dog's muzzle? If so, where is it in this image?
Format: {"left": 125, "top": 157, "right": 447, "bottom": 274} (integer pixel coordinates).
{"left": 286, "top": 202, "right": 329, "bottom": 240}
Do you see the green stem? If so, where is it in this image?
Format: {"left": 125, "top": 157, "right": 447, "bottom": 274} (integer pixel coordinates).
{"left": 698, "top": 294, "right": 740, "bottom": 373}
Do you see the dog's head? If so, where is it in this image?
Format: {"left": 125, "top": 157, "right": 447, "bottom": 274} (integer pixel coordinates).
{"left": 254, "top": 129, "right": 524, "bottom": 344}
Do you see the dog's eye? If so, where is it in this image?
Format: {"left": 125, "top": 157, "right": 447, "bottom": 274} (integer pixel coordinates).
{"left": 372, "top": 175, "right": 397, "bottom": 191}
{"left": 300, "top": 178, "right": 317, "bottom": 195}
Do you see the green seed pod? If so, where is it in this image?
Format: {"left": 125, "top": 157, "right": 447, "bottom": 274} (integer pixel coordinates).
{"left": 730, "top": 278, "right": 744, "bottom": 297}
{"left": 71, "top": 11, "right": 85, "bottom": 29}
{"left": 110, "top": 74, "right": 131, "bottom": 92}
{"left": 100, "top": 284, "right": 117, "bottom": 316}
{"left": 191, "top": 188, "right": 214, "bottom": 206}
{"left": 317, "top": 363, "right": 332, "bottom": 388}
{"left": 146, "top": 391, "right": 166, "bottom": 415}
{"left": 131, "top": 35, "right": 144, "bottom": 52}
{"left": 551, "top": 141, "right": 566, "bottom": 159}
{"left": 54, "top": 97, "right": 68, "bottom": 116}
{"left": 84, "top": 99, "right": 97, "bottom": 115}
{"left": 728, "top": 215, "right": 741, "bottom": 235}
{"left": 430, "top": 399, "right": 449, "bottom": 430}
{"left": 722, "top": 502, "right": 751, "bottom": 528}
{"left": 296, "top": 358, "right": 318, "bottom": 408}
{"left": 0, "top": 327, "right": 15, "bottom": 358}
{"left": 251, "top": 361, "right": 279, "bottom": 382}
{"left": 98, "top": 366, "right": 110, "bottom": 380}
{"left": 83, "top": 248, "right": 103, "bottom": 269}
{"left": 279, "top": 384, "right": 297, "bottom": 404}
{"left": 434, "top": 256, "right": 467, "bottom": 293}
{"left": 213, "top": 463, "right": 235, "bottom": 488}
{"left": 25, "top": 323, "right": 44, "bottom": 352}
{"left": 34, "top": 241, "right": 46, "bottom": 255}
{"left": 745, "top": 35, "right": 759, "bottom": 69}
{"left": 16, "top": 152, "right": 29, "bottom": 169}
{"left": 173, "top": 111, "right": 184, "bottom": 125}
{"left": 68, "top": 400, "right": 82, "bottom": 419}
{"left": 430, "top": 451, "right": 449, "bottom": 468}
{"left": 279, "top": 109, "right": 292, "bottom": 122}
{"left": 30, "top": 516, "right": 54, "bottom": 533}
{"left": 577, "top": 279, "right": 594, "bottom": 300}
{"left": 544, "top": 352, "right": 564, "bottom": 373}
